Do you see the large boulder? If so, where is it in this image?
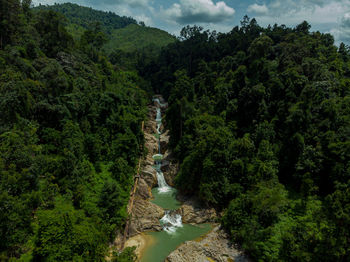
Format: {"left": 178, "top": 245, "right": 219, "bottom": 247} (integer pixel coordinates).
{"left": 143, "top": 133, "right": 159, "bottom": 167}
{"left": 162, "top": 161, "right": 178, "bottom": 187}
{"left": 166, "top": 226, "right": 250, "bottom": 262}
{"left": 135, "top": 178, "right": 152, "bottom": 200}
{"left": 159, "top": 131, "right": 169, "bottom": 154}
{"left": 144, "top": 132, "right": 158, "bottom": 155}
{"left": 141, "top": 165, "right": 157, "bottom": 188}
{"left": 144, "top": 120, "right": 157, "bottom": 134}
{"left": 128, "top": 199, "right": 164, "bottom": 237}
{"left": 177, "top": 203, "right": 217, "bottom": 224}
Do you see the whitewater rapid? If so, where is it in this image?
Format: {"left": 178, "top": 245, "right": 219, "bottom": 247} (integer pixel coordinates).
{"left": 153, "top": 97, "right": 183, "bottom": 234}
{"left": 161, "top": 211, "right": 183, "bottom": 233}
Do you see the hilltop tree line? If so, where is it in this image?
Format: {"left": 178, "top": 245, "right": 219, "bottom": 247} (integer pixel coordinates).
{"left": 142, "top": 17, "right": 350, "bottom": 261}
{"left": 0, "top": 0, "right": 147, "bottom": 261}
{"left": 34, "top": 3, "right": 137, "bottom": 35}
{"left": 33, "top": 3, "right": 175, "bottom": 73}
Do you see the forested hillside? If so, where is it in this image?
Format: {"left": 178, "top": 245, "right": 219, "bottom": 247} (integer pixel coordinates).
{"left": 34, "top": 3, "right": 137, "bottom": 34}
{"left": 142, "top": 18, "right": 350, "bottom": 261}
{"left": 104, "top": 24, "right": 176, "bottom": 54}
{"left": 0, "top": 1, "right": 147, "bottom": 261}
{"left": 106, "top": 24, "right": 176, "bottom": 71}
{"left": 2, "top": 0, "right": 350, "bottom": 261}
{"left": 34, "top": 3, "right": 176, "bottom": 70}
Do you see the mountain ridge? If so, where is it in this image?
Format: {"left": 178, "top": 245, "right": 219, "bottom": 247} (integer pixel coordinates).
{"left": 34, "top": 2, "right": 137, "bottom": 33}
{"left": 33, "top": 3, "right": 176, "bottom": 56}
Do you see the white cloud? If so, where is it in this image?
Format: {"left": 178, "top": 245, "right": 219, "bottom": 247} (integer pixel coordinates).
{"left": 134, "top": 14, "right": 153, "bottom": 26}
{"left": 263, "top": 0, "right": 350, "bottom": 19}
{"left": 85, "top": 0, "right": 149, "bottom": 8}
{"left": 259, "top": 1, "right": 346, "bottom": 25}
{"left": 330, "top": 12, "right": 350, "bottom": 43}
{"left": 247, "top": 0, "right": 350, "bottom": 44}
{"left": 342, "top": 12, "right": 350, "bottom": 27}
{"left": 247, "top": 4, "right": 268, "bottom": 15}
{"left": 162, "top": 0, "right": 235, "bottom": 24}
{"left": 31, "top": 0, "right": 350, "bottom": 44}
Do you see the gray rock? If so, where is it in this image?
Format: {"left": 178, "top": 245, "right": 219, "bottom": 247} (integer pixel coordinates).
{"left": 140, "top": 165, "right": 157, "bottom": 189}
{"left": 166, "top": 226, "right": 250, "bottom": 262}
{"left": 135, "top": 178, "right": 152, "bottom": 200}
{"left": 162, "top": 161, "right": 178, "bottom": 187}
{"left": 128, "top": 199, "right": 164, "bottom": 237}
{"left": 177, "top": 202, "right": 217, "bottom": 224}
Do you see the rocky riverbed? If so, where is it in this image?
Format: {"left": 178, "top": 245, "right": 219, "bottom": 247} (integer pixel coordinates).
{"left": 115, "top": 98, "right": 249, "bottom": 262}
{"left": 166, "top": 226, "right": 249, "bottom": 262}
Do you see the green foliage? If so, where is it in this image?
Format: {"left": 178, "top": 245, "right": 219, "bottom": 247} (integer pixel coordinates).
{"left": 2, "top": 2, "right": 350, "bottom": 260}
{"left": 110, "top": 158, "right": 134, "bottom": 191}
{"left": 33, "top": 199, "right": 106, "bottom": 261}
{"left": 98, "top": 180, "right": 128, "bottom": 227}
{"left": 33, "top": 3, "right": 136, "bottom": 34}
{"left": 34, "top": 10, "right": 73, "bottom": 57}
{"left": 105, "top": 24, "right": 175, "bottom": 70}
{"left": 0, "top": 0, "right": 22, "bottom": 49}
{"left": 0, "top": 4, "right": 147, "bottom": 261}
{"left": 144, "top": 19, "right": 350, "bottom": 261}
{"left": 0, "top": 192, "right": 32, "bottom": 255}
{"left": 34, "top": 3, "right": 174, "bottom": 71}
{"left": 112, "top": 247, "right": 137, "bottom": 262}
{"left": 103, "top": 24, "right": 175, "bottom": 54}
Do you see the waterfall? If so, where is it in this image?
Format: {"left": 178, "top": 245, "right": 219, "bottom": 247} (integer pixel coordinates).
{"left": 160, "top": 211, "right": 183, "bottom": 234}
{"left": 153, "top": 98, "right": 168, "bottom": 108}
{"left": 153, "top": 96, "right": 182, "bottom": 234}
{"left": 155, "top": 163, "right": 170, "bottom": 193}
{"left": 156, "top": 109, "right": 162, "bottom": 135}
{"left": 153, "top": 104, "right": 170, "bottom": 193}
{"left": 156, "top": 123, "right": 161, "bottom": 135}
{"left": 156, "top": 108, "right": 162, "bottom": 122}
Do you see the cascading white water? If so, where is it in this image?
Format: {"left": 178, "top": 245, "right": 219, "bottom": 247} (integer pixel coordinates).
{"left": 156, "top": 108, "right": 162, "bottom": 152}
{"left": 152, "top": 98, "right": 168, "bottom": 108}
{"left": 156, "top": 108, "right": 162, "bottom": 122}
{"left": 153, "top": 96, "right": 183, "bottom": 234}
{"left": 153, "top": 104, "right": 170, "bottom": 193}
{"left": 160, "top": 211, "right": 183, "bottom": 234}
{"left": 157, "top": 123, "right": 161, "bottom": 135}
{"left": 155, "top": 163, "right": 170, "bottom": 193}
{"left": 156, "top": 110, "right": 162, "bottom": 134}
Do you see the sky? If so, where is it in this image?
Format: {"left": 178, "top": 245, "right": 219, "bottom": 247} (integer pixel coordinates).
{"left": 32, "top": 0, "right": 350, "bottom": 44}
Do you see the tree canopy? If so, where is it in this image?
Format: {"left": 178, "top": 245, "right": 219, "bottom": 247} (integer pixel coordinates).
{"left": 141, "top": 16, "right": 350, "bottom": 261}
{"left": 0, "top": 1, "right": 147, "bottom": 261}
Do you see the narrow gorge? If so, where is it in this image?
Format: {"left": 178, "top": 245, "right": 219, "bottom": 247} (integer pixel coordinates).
{"left": 114, "top": 97, "right": 248, "bottom": 262}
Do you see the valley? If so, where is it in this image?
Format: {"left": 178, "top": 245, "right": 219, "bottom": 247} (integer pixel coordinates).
{"left": 118, "top": 97, "right": 242, "bottom": 261}
{"left": 1, "top": 1, "right": 350, "bottom": 261}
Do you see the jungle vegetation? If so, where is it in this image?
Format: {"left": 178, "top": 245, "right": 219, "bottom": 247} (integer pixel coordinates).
{"left": 34, "top": 3, "right": 176, "bottom": 70}
{"left": 142, "top": 17, "right": 350, "bottom": 262}
{"left": 0, "top": 0, "right": 147, "bottom": 261}
{"left": 1, "top": 0, "right": 350, "bottom": 261}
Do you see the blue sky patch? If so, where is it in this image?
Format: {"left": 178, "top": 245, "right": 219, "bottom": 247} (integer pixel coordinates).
{"left": 32, "top": 0, "right": 350, "bottom": 44}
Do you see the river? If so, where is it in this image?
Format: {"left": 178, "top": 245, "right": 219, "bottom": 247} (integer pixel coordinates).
{"left": 139, "top": 97, "right": 212, "bottom": 262}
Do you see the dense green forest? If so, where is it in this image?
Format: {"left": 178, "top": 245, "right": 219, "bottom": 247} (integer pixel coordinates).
{"left": 142, "top": 18, "right": 350, "bottom": 261}
{"left": 103, "top": 24, "right": 175, "bottom": 59}
{"left": 34, "top": 3, "right": 137, "bottom": 34}
{"left": 2, "top": 0, "right": 350, "bottom": 261}
{"left": 34, "top": 3, "right": 176, "bottom": 70}
{"left": 105, "top": 24, "right": 175, "bottom": 70}
{"left": 0, "top": 0, "right": 147, "bottom": 261}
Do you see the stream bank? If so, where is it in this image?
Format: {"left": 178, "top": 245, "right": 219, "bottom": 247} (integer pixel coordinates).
{"left": 166, "top": 225, "right": 249, "bottom": 262}
{"left": 114, "top": 96, "right": 248, "bottom": 262}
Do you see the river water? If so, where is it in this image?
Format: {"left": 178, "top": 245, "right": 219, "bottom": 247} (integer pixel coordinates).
{"left": 141, "top": 223, "right": 212, "bottom": 262}
{"left": 140, "top": 98, "right": 212, "bottom": 262}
